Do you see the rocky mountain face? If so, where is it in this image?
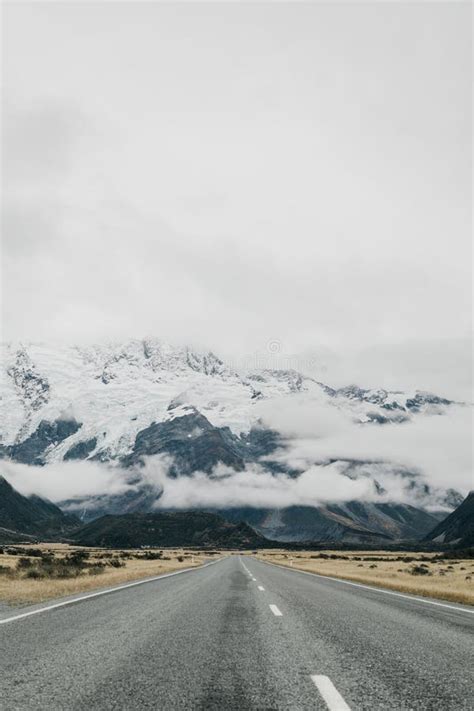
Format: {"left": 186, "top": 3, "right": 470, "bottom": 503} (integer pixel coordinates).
{"left": 424, "top": 493, "right": 474, "bottom": 548}
{"left": 73, "top": 511, "right": 269, "bottom": 549}
{"left": 5, "top": 419, "right": 82, "bottom": 466}
{"left": 0, "top": 476, "right": 79, "bottom": 542}
{"left": 121, "top": 407, "right": 247, "bottom": 473}
{"left": 0, "top": 340, "right": 466, "bottom": 543}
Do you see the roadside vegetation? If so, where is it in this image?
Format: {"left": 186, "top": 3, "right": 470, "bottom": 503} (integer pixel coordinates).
{"left": 0, "top": 544, "right": 219, "bottom": 605}
{"left": 255, "top": 550, "right": 474, "bottom": 606}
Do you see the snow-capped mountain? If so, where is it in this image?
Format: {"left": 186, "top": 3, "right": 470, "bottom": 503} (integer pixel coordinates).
{"left": 0, "top": 340, "right": 466, "bottom": 542}
{"left": 1, "top": 340, "right": 251, "bottom": 462}
{"left": 0, "top": 340, "right": 458, "bottom": 463}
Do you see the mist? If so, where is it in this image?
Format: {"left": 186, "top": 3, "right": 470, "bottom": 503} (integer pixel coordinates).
{"left": 3, "top": 2, "right": 471, "bottom": 401}
{"left": 258, "top": 398, "right": 473, "bottom": 494}
{"left": 1, "top": 459, "right": 132, "bottom": 502}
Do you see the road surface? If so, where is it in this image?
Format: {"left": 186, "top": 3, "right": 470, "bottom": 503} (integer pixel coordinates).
{"left": 0, "top": 555, "right": 473, "bottom": 710}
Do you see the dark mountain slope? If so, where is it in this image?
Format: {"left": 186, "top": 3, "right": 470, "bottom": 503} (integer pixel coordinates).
{"left": 0, "top": 475, "right": 79, "bottom": 539}
{"left": 0, "top": 527, "right": 39, "bottom": 544}
{"left": 221, "top": 506, "right": 390, "bottom": 543}
{"left": 60, "top": 483, "right": 162, "bottom": 522}
{"left": 221, "top": 501, "right": 444, "bottom": 543}
{"left": 424, "top": 492, "right": 474, "bottom": 547}
{"left": 121, "top": 409, "right": 246, "bottom": 474}
{"left": 325, "top": 501, "right": 445, "bottom": 540}
{"left": 73, "top": 511, "right": 269, "bottom": 549}
{"left": 3, "top": 418, "right": 82, "bottom": 465}
{"left": 120, "top": 406, "right": 284, "bottom": 473}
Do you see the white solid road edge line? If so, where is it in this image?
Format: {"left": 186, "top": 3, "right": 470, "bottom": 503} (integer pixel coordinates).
{"left": 311, "top": 675, "right": 352, "bottom": 711}
{"left": 0, "top": 558, "right": 224, "bottom": 626}
{"left": 259, "top": 559, "right": 474, "bottom": 615}
{"left": 269, "top": 604, "right": 283, "bottom": 616}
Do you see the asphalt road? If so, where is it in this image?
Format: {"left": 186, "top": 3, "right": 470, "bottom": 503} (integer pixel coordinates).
{"left": 0, "top": 555, "right": 473, "bottom": 710}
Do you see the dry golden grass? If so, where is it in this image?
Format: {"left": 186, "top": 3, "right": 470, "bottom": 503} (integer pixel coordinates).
{"left": 255, "top": 550, "right": 474, "bottom": 606}
{"left": 0, "top": 544, "right": 218, "bottom": 606}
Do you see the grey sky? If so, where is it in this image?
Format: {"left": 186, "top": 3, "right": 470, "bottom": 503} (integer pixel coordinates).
{"left": 2, "top": 2, "right": 472, "bottom": 396}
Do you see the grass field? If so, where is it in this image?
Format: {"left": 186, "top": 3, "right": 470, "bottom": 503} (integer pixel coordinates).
{"left": 255, "top": 550, "right": 474, "bottom": 606}
{"left": 3, "top": 545, "right": 473, "bottom": 607}
{"left": 0, "top": 544, "right": 218, "bottom": 606}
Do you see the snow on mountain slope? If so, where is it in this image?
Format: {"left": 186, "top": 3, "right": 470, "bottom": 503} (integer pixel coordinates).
{"left": 1, "top": 341, "right": 254, "bottom": 461}
{"left": 1, "top": 340, "right": 458, "bottom": 467}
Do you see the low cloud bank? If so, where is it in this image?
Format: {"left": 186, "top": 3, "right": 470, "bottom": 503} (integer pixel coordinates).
{"left": 257, "top": 398, "right": 473, "bottom": 494}
{"left": 0, "top": 454, "right": 455, "bottom": 513}
{"left": 1, "top": 459, "right": 132, "bottom": 502}
{"left": 2, "top": 456, "right": 376, "bottom": 509}
{"left": 149, "top": 461, "right": 374, "bottom": 510}
{"left": 141, "top": 458, "right": 456, "bottom": 511}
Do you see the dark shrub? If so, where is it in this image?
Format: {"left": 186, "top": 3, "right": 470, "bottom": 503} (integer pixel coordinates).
{"left": 410, "top": 565, "right": 432, "bottom": 576}
{"left": 68, "top": 550, "right": 89, "bottom": 563}
{"left": 25, "top": 568, "right": 45, "bottom": 579}
{"left": 26, "top": 549, "right": 43, "bottom": 558}
{"left": 17, "top": 557, "right": 33, "bottom": 570}
{"left": 108, "top": 558, "right": 125, "bottom": 568}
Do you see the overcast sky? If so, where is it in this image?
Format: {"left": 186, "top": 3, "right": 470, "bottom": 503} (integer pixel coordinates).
{"left": 2, "top": 2, "right": 472, "bottom": 396}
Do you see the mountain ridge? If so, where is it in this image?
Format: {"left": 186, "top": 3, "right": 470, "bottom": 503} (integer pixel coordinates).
{"left": 2, "top": 340, "right": 460, "bottom": 463}
{"left": 424, "top": 492, "right": 474, "bottom": 548}
{"left": 0, "top": 475, "right": 79, "bottom": 541}
{"left": 1, "top": 340, "right": 467, "bottom": 544}
{"left": 72, "top": 511, "right": 269, "bottom": 549}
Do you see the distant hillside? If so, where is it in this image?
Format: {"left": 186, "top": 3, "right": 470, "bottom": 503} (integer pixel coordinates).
{"left": 0, "top": 476, "right": 79, "bottom": 541}
{"left": 424, "top": 492, "right": 474, "bottom": 548}
{"left": 0, "top": 527, "right": 38, "bottom": 545}
{"left": 73, "top": 511, "right": 270, "bottom": 549}
{"left": 220, "top": 501, "right": 445, "bottom": 544}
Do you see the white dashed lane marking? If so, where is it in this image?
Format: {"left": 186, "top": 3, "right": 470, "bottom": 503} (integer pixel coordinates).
{"left": 261, "top": 559, "right": 474, "bottom": 615}
{"left": 311, "top": 675, "right": 351, "bottom": 710}
{"left": 258, "top": 586, "right": 265, "bottom": 591}
{"left": 269, "top": 604, "right": 283, "bottom": 617}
